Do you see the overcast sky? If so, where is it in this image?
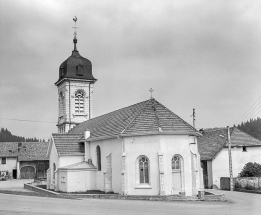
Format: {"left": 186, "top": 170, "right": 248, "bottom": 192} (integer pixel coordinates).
{"left": 1, "top": 0, "right": 261, "bottom": 140}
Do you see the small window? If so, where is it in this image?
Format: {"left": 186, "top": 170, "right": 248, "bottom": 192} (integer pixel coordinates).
{"left": 61, "top": 176, "right": 65, "bottom": 183}
{"left": 96, "top": 146, "right": 101, "bottom": 171}
{"left": 60, "top": 67, "right": 65, "bottom": 77}
{"left": 76, "top": 65, "right": 83, "bottom": 76}
{"left": 138, "top": 156, "right": 149, "bottom": 184}
{"left": 2, "top": 157, "right": 6, "bottom": 164}
{"left": 242, "top": 146, "right": 247, "bottom": 152}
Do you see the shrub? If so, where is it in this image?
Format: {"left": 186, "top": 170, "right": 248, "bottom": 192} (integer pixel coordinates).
{"left": 238, "top": 162, "right": 261, "bottom": 177}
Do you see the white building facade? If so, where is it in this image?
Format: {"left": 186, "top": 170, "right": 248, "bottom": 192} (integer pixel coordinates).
{"left": 47, "top": 99, "right": 204, "bottom": 196}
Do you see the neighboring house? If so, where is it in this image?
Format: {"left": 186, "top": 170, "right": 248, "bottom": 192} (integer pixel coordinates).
{"left": 0, "top": 142, "right": 49, "bottom": 179}
{"left": 198, "top": 127, "right": 261, "bottom": 189}
{"left": 47, "top": 98, "right": 204, "bottom": 196}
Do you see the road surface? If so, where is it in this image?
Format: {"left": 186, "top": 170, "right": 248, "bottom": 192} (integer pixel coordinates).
{"left": 0, "top": 189, "right": 260, "bottom": 215}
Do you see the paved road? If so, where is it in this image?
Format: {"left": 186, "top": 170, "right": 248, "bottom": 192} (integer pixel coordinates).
{"left": 0, "top": 179, "right": 34, "bottom": 192}
{"left": 0, "top": 189, "right": 260, "bottom": 215}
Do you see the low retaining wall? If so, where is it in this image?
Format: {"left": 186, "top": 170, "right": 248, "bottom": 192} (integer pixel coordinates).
{"left": 24, "top": 183, "right": 225, "bottom": 202}
{"left": 24, "top": 183, "right": 59, "bottom": 196}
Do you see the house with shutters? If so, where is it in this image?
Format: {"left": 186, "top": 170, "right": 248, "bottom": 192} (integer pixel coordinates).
{"left": 0, "top": 142, "right": 49, "bottom": 179}
{"left": 198, "top": 127, "right": 261, "bottom": 189}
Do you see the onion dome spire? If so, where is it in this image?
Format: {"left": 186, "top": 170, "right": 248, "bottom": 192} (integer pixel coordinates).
{"left": 72, "top": 16, "right": 78, "bottom": 51}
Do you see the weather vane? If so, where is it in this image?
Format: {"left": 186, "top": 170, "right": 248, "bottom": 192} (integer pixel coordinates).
{"left": 149, "top": 88, "right": 154, "bottom": 99}
{"left": 72, "top": 16, "right": 78, "bottom": 38}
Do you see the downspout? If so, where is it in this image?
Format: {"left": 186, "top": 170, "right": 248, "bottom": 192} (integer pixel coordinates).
{"left": 117, "top": 135, "right": 124, "bottom": 153}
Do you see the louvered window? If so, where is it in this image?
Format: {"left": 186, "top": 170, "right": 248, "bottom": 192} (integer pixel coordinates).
{"left": 75, "top": 90, "right": 84, "bottom": 113}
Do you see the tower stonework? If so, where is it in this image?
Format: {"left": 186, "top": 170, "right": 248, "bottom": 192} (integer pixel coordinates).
{"left": 55, "top": 23, "right": 96, "bottom": 133}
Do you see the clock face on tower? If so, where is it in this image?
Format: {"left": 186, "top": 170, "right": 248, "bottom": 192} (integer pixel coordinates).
{"left": 75, "top": 90, "right": 84, "bottom": 98}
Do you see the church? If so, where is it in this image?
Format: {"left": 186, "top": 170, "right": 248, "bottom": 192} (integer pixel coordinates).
{"left": 46, "top": 20, "right": 204, "bottom": 196}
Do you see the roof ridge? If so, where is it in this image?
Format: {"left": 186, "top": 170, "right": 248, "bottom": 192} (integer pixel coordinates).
{"left": 70, "top": 99, "right": 150, "bottom": 133}
{"left": 155, "top": 100, "right": 196, "bottom": 132}
{"left": 121, "top": 99, "right": 151, "bottom": 134}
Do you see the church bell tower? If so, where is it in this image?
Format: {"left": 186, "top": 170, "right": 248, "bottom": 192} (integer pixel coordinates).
{"left": 55, "top": 17, "right": 97, "bottom": 134}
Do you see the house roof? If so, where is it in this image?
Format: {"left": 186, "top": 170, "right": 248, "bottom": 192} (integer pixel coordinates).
{"left": 59, "top": 161, "right": 96, "bottom": 170}
{"left": 52, "top": 133, "right": 84, "bottom": 155}
{"left": 0, "top": 142, "right": 49, "bottom": 161}
{"left": 69, "top": 98, "right": 197, "bottom": 139}
{"left": 198, "top": 127, "right": 261, "bottom": 160}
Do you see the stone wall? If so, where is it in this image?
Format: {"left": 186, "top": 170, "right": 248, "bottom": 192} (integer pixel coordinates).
{"left": 235, "top": 177, "right": 261, "bottom": 191}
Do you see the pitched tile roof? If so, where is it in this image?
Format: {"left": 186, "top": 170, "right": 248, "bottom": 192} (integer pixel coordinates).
{"left": 69, "top": 99, "right": 196, "bottom": 139}
{"left": 59, "top": 161, "right": 96, "bottom": 170}
{"left": 0, "top": 142, "right": 48, "bottom": 161}
{"left": 52, "top": 133, "right": 84, "bottom": 155}
{"left": 198, "top": 127, "right": 261, "bottom": 160}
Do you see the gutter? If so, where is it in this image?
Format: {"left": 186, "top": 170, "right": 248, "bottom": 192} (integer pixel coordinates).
{"left": 86, "top": 131, "right": 202, "bottom": 142}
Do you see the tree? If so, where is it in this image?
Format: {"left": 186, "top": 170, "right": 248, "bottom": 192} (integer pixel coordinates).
{"left": 238, "top": 162, "right": 261, "bottom": 177}
{"left": 0, "top": 127, "right": 42, "bottom": 142}
{"left": 237, "top": 117, "right": 261, "bottom": 141}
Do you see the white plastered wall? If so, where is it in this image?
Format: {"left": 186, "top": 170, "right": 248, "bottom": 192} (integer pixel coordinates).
{"left": 59, "top": 155, "right": 84, "bottom": 168}
{"left": 212, "top": 146, "right": 261, "bottom": 188}
{"left": 48, "top": 139, "right": 59, "bottom": 189}
{"left": 89, "top": 138, "right": 122, "bottom": 193}
{"left": 0, "top": 157, "right": 17, "bottom": 173}
{"left": 123, "top": 134, "right": 201, "bottom": 196}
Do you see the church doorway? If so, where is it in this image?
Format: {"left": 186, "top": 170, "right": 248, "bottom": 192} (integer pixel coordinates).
{"left": 171, "top": 155, "right": 183, "bottom": 194}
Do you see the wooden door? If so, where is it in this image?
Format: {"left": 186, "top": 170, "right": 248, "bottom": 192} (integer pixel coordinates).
{"left": 20, "top": 166, "right": 35, "bottom": 179}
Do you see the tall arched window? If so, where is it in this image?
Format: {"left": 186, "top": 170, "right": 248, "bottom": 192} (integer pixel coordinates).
{"left": 138, "top": 156, "right": 149, "bottom": 184}
{"left": 172, "top": 155, "right": 180, "bottom": 170}
{"left": 96, "top": 146, "right": 101, "bottom": 171}
{"left": 53, "top": 163, "right": 56, "bottom": 180}
{"left": 75, "top": 90, "right": 84, "bottom": 113}
{"left": 171, "top": 155, "right": 184, "bottom": 193}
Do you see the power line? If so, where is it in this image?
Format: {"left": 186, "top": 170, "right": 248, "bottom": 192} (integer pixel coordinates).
{"left": 234, "top": 95, "right": 261, "bottom": 124}
{"left": 0, "top": 118, "right": 56, "bottom": 124}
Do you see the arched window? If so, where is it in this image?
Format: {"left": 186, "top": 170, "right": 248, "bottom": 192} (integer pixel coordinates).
{"left": 172, "top": 155, "right": 180, "bottom": 170}
{"left": 138, "top": 156, "right": 149, "bottom": 184}
{"left": 53, "top": 163, "right": 56, "bottom": 180}
{"left": 96, "top": 146, "right": 101, "bottom": 171}
{"left": 171, "top": 155, "right": 184, "bottom": 193}
{"left": 75, "top": 90, "right": 84, "bottom": 113}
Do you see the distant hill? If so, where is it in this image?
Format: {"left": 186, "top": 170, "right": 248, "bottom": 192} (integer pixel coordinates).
{"left": 237, "top": 117, "right": 261, "bottom": 141}
{"left": 0, "top": 128, "right": 44, "bottom": 142}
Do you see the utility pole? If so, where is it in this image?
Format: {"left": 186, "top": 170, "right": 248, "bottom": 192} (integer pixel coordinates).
{"left": 192, "top": 108, "right": 195, "bottom": 128}
{"left": 227, "top": 126, "right": 234, "bottom": 191}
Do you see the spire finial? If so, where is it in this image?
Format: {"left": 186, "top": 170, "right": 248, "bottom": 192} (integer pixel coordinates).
{"left": 149, "top": 88, "right": 154, "bottom": 99}
{"left": 72, "top": 16, "right": 78, "bottom": 51}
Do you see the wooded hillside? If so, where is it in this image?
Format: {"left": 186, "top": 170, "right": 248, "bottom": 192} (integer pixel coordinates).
{"left": 237, "top": 117, "right": 261, "bottom": 141}
{"left": 0, "top": 128, "right": 44, "bottom": 142}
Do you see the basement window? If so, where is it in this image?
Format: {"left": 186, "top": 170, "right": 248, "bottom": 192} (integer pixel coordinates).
{"left": 242, "top": 146, "right": 247, "bottom": 152}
